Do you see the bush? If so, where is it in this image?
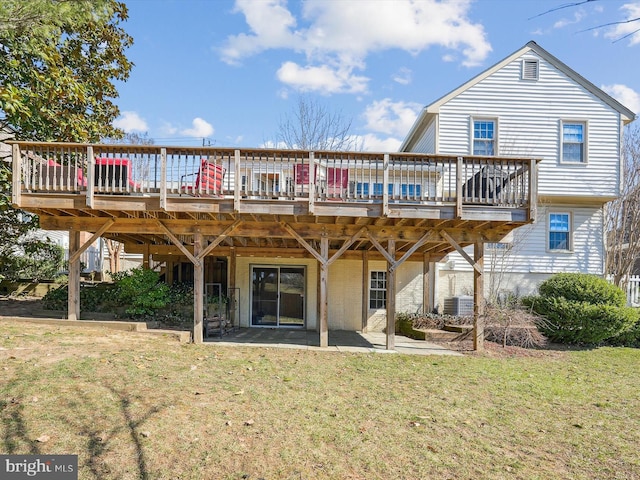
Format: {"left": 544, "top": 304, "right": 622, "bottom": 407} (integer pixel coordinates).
{"left": 607, "top": 311, "right": 640, "bottom": 347}
{"left": 483, "top": 305, "right": 547, "bottom": 349}
{"left": 43, "top": 268, "right": 171, "bottom": 320}
{"left": 114, "top": 268, "right": 169, "bottom": 319}
{"left": 537, "top": 273, "right": 626, "bottom": 307}
{"left": 525, "top": 274, "right": 639, "bottom": 345}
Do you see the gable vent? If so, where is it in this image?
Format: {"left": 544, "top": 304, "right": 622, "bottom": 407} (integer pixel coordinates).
{"left": 522, "top": 59, "right": 539, "bottom": 80}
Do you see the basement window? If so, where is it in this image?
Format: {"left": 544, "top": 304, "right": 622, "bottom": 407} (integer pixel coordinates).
{"left": 369, "top": 271, "right": 387, "bottom": 309}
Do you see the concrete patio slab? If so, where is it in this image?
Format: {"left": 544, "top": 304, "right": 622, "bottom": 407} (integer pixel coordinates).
{"left": 205, "top": 328, "right": 462, "bottom": 356}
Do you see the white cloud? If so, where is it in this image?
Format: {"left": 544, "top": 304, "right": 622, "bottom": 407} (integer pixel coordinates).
{"left": 602, "top": 84, "right": 640, "bottom": 115}
{"left": 392, "top": 67, "right": 412, "bottom": 85}
{"left": 221, "top": 0, "right": 491, "bottom": 93}
{"left": 358, "top": 134, "right": 403, "bottom": 152}
{"left": 113, "top": 111, "right": 148, "bottom": 132}
{"left": 363, "top": 99, "right": 422, "bottom": 137}
{"left": 277, "top": 62, "right": 369, "bottom": 94}
{"left": 181, "top": 118, "right": 215, "bottom": 138}
{"left": 605, "top": 2, "right": 640, "bottom": 45}
{"left": 552, "top": 10, "right": 586, "bottom": 29}
{"left": 221, "top": 0, "right": 298, "bottom": 64}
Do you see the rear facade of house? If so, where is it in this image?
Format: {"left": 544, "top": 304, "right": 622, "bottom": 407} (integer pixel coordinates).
{"left": 401, "top": 41, "right": 635, "bottom": 312}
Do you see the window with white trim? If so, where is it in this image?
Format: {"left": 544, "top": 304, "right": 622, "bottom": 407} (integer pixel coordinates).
{"left": 472, "top": 119, "right": 496, "bottom": 156}
{"left": 548, "top": 212, "right": 571, "bottom": 251}
{"left": 369, "top": 271, "right": 387, "bottom": 309}
{"left": 561, "top": 121, "right": 586, "bottom": 163}
{"left": 522, "top": 59, "right": 539, "bottom": 80}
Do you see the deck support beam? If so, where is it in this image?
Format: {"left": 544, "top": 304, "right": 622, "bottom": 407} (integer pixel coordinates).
{"left": 473, "top": 240, "right": 485, "bottom": 351}
{"left": 319, "top": 236, "right": 329, "bottom": 348}
{"left": 361, "top": 250, "right": 369, "bottom": 332}
{"left": 386, "top": 238, "right": 396, "bottom": 350}
{"left": 68, "top": 230, "right": 81, "bottom": 321}
{"left": 193, "top": 232, "right": 204, "bottom": 344}
{"left": 423, "top": 254, "right": 432, "bottom": 314}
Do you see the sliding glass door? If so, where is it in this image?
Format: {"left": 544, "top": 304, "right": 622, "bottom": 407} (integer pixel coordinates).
{"left": 251, "top": 266, "right": 305, "bottom": 327}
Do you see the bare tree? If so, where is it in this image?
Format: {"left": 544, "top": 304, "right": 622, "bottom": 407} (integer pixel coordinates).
{"left": 105, "top": 238, "right": 122, "bottom": 274}
{"left": 532, "top": 1, "right": 640, "bottom": 43}
{"left": 275, "top": 95, "right": 360, "bottom": 151}
{"left": 606, "top": 124, "right": 640, "bottom": 288}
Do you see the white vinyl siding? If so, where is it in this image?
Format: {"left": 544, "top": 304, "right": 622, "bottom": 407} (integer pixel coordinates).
{"left": 434, "top": 52, "right": 622, "bottom": 199}
{"left": 441, "top": 206, "right": 604, "bottom": 275}
{"left": 411, "top": 116, "right": 437, "bottom": 153}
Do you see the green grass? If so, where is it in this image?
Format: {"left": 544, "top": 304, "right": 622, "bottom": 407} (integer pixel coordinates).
{"left": 1, "top": 320, "right": 639, "bottom": 479}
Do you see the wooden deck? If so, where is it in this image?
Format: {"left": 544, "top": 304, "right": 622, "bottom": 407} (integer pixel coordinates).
{"left": 12, "top": 142, "right": 537, "bottom": 255}
{"left": 10, "top": 141, "right": 539, "bottom": 349}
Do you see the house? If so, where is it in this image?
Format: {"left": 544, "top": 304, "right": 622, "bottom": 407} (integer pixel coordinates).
{"left": 401, "top": 41, "right": 636, "bottom": 311}
{"left": 8, "top": 41, "right": 630, "bottom": 351}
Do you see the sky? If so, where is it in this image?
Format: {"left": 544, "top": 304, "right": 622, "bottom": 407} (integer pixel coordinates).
{"left": 112, "top": 0, "right": 640, "bottom": 150}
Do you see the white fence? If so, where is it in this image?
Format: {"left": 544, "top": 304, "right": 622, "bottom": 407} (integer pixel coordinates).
{"left": 626, "top": 275, "right": 640, "bottom": 306}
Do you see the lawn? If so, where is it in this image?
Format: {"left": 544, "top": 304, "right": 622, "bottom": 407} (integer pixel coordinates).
{"left": 1, "top": 320, "right": 639, "bottom": 480}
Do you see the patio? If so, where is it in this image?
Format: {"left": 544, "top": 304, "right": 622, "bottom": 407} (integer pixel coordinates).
{"left": 205, "top": 328, "right": 462, "bottom": 356}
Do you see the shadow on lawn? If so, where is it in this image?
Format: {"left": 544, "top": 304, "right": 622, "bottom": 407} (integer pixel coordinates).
{"left": 1, "top": 379, "right": 164, "bottom": 479}
{"left": 77, "top": 386, "right": 163, "bottom": 480}
{"left": 1, "top": 393, "right": 42, "bottom": 455}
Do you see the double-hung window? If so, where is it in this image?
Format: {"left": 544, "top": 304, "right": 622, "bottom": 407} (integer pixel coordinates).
{"left": 369, "top": 271, "right": 387, "bottom": 309}
{"left": 473, "top": 119, "right": 496, "bottom": 156}
{"left": 561, "top": 121, "right": 586, "bottom": 163}
{"left": 548, "top": 212, "right": 571, "bottom": 251}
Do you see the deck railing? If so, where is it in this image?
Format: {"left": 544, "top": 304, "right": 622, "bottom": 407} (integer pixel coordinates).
{"left": 11, "top": 142, "right": 537, "bottom": 209}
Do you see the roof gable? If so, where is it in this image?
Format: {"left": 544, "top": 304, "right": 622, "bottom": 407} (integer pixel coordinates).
{"left": 401, "top": 41, "right": 636, "bottom": 151}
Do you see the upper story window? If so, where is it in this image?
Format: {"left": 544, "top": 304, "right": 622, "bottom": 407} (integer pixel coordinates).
{"left": 561, "top": 121, "right": 587, "bottom": 163}
{"left": 548, "top": 212, "right": 571, "bottom": 251}
{"left": 522, "top": 59, "right": 539, "bottom": 80}
{"left": 472, "top": 119, "right": 496, "bottom": 156}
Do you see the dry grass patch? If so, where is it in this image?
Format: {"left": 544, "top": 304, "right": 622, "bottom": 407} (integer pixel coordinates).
{"left": 1, "top": 320, "right": 640, "bottom": 479}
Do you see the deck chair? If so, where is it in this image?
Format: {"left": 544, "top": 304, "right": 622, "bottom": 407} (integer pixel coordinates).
{"left": 94, "top": 157, "right": 140, "bottom": 191}
{"left": 326, "top": 167, "right": 349, "bottom": 198}
{"left": 35, "top": 159, "right": 86, "bottom": 191}
{"left": 181, "top": 159, "right": 226, "bottom": 196}
{"left": 294, "top": 163, "right": 319, "bottom": 195}
{"left": 461, "top": 165, "right": 510, "bottom": 203}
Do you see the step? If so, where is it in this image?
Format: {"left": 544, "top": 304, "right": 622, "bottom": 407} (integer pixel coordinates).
{"left": 421, "top": 329, "right": 463, "bottom": 342}
{"left": 443, "top": 324, "right": 473, "bottom": 334}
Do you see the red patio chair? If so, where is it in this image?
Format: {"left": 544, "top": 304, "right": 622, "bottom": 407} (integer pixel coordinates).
{"left": 94, "top": 157, "right": 140, "bottom": 190}
{"left": 180, "top": 159, "right": 226, "bottom": 196}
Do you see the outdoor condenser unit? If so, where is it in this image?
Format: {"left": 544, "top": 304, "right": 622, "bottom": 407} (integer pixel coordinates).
{"left": 443, "top": 296, "right": 474, "bottom": 316}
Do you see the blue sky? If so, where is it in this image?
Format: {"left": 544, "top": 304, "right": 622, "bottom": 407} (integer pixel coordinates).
{"left": 112, "top": 0, "right": 640, "bottom": 150}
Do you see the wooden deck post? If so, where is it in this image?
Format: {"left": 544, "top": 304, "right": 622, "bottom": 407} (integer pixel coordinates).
{"left": 142, "top": 243, "right": 150, "bottom": 269}
{"left": 319, "top": 236, "right": 329, "bottom": 348}
{"left": 193, "top": 232, "right": 204, "bottom": 344}
{"left": 229, "top": 247, "right": 236, "bottom": 326}
{"left": 361, "top": 250, "right": 369, "bottom": 332}
{"left": 423, "top": 254, "right": 432, "bottom": 314}
{"left": 386, "top": 238, "right": 396, "bottom": 350}
{"left": 68, "top": 230, "right": 81, "bottom": 321}
{"left": 473, "top": 240, "right": 485, "bottom": 351}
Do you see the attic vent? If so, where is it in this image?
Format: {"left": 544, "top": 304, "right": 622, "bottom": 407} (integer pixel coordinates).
{"left": 522, "top": 59, "right": 539, "bottom": 80}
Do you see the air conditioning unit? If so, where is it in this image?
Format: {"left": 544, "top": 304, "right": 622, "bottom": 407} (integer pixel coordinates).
{"left": 443, "top": 296, "right": 474, "bottom": 316}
